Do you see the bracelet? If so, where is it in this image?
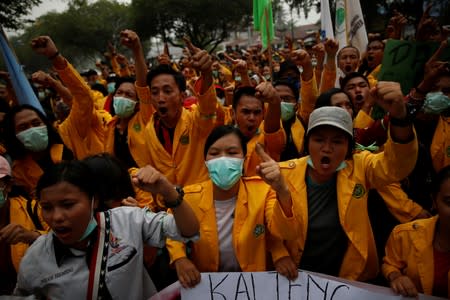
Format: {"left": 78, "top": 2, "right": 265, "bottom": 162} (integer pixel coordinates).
{"left": 48, "top": 51, "right": 60, "bottom": 60}
{"left": 165, "top": 186, "right": 184, "bottom": 209}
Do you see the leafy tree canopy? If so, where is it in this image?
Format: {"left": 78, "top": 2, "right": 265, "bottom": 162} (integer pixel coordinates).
{"left": 0, "top": 0, "right": 42, "bottom": 30}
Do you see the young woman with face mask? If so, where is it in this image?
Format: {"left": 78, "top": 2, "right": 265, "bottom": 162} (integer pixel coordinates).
{"left": 275, "top": 81, "right": 419, "bottom": 282}
{"left": 166, "top": 125, "right": 298, "bottom": 288}
{"left": 14, "top": 160, "right": 199, "bottom": 299}
{"left": 3, "top": 105, "right": 74, "bottom": 197}
{"left": 0, "top": 156, "right": 47, "bottom": 294}
{"left": 382, "top": 165, "right": 450, "bottom": 298}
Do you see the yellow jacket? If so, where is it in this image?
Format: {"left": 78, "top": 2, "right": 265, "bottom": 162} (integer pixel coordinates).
{"left": 354, "top": 110, "right": 375, "bottom": 129}
{"left": 297, "top": 73, "right": 319, "bottom": 125}
{"left": 12, "top": 144, "right": 66, "bottom": 197}
{"left": 377, "top": 182, "right": 423, "bottom": 223}
{"left": 9, "top": 195, "right": 48, "bottom": 271}
{"left": 104, "top": 85, "right": 155, "bottom": 163}
{"left": 244, "top": 125, "right": 286, "bottom": 177}
{"left": 277, "top": 133, "right": 418, "bottom": 281}
{"left": 382, "top": 216, "right": 449, "bottom": 297}
{"left": 166, "top": 178, "right": 299, "bottom": 272}
{"left": 430, "top": 115, "right": 450, "bottom": 172}
{"left": 137, "top": 83, "right": 222, "bottom": 186}
{"left": 55, "top": 62, "right": 106, "bottom": 159}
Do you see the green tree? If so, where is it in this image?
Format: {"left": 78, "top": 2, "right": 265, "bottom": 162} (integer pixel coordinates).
{"left": 132, "top": 0, "right": 251, "bottom": 52}
{"left": 10, "top": 0, "right": 133, "bottom": 72}
{"left": 0, "top": 0, "right": 42, "bottom": 30}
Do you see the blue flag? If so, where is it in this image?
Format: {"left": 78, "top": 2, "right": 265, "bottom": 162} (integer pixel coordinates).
{"left": 0, "top": 27, "right": 45, "bottom": 114}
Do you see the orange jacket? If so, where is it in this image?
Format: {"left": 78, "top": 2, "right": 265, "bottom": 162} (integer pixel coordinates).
{"left": 430, "top": 115, "right": 450, "bottom": 173}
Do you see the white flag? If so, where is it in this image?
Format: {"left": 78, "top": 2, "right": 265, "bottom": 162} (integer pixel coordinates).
{"left": 334, "top": 0, "right": 368, "bottom": 55}
{"left": 320, "top": 0, "right": 334, "bottom": 40}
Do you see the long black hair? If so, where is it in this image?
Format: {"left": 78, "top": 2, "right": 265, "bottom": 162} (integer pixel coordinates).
{"left": 3, "top": 105, "right": 63, "bottom": 160}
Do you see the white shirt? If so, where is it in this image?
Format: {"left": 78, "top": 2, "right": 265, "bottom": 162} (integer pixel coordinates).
{"left": 14, "top": 206, "right": 198, "bottom": 300}
{"left": 215, "top": 197, "right": 240, "bottom": 272}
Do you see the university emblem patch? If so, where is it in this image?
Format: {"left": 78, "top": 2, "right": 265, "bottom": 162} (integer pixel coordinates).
{"left": 352, "top": 184, "right": 365, "bottom": 199}
{"left": 180, "top": 135, "right": 190, "bottom": 145}
{"left": 253, "top": 224, "right": 265, "bottom": 238}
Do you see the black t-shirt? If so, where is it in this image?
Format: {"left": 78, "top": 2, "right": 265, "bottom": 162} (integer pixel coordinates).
{"left": 299, "top": 175, "right": 348, "bottom": 276}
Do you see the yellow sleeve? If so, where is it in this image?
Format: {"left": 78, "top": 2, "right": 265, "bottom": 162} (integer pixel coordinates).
{"left": 110, "top": 55, "right": 121, "bottom": 75}
{"left": 264, "top": 126, "right": 286, "bottom": 162}
{"left": 135, "top": 83, "right": 155, "bottom": 122}
{"left": 265, "top": 188, "right": 299, "bottom": 241}
{"left": 377, "top": 183, "right": 424, "bottom": 223}
{"left": 319, "top": 66, "right": 336, "bottom": 95}
{"left": 267, "top": 235, "right": 291, "bottom": 265}
{"left": 430, "top": 116, "right": 450, "bottom": 173}
{"left": 381, "top": 227, "right": 407, "bottom": 279}
{"left": 166, "top": 238, "right": 188, "bottom": 265}
{"left": 354, "top": 110, "right": 375, "bottom": 129}
{"left": 364, "top": 129, "right": 418, "bottom": 188}
{"left": 193, "top": 78, "right": 218, "bottom": 116}
{"left": 298, "top": 73, "right": 319, "bottom": 124}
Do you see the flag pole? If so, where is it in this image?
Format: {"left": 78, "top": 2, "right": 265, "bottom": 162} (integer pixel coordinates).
{"left": 264, "top": 6, "right": 273, "bottom": 76}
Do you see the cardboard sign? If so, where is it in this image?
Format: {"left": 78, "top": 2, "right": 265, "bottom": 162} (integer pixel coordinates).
{"left": 378, "top": 40, "right": 450, "bottom": 95}
{"left": 180, "top": 270, "right": 445, "bottom": 300}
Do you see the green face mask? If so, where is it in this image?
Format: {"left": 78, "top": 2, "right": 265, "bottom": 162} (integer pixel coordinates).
{"left": 16, "top": 125, "right": 49, "bottom": 152}
{"left": 280, "top": 102, "right": 296, "bottom": 121}
{"left": 0, "top": 189, "right": 7, "bottom": 208}
{"left": 423, "top": 91, "right": 450, "bottom": 114}
{"left": 113, "top": 96, "right": 137, "bottom": 118}
{"left": 205, "top": 157, "right": 244, "bottom": 190}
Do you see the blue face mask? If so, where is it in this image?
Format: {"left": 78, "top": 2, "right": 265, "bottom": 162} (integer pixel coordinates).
{"left": 423, "top": 92, "right": 450, "bottom": 114}
{"left": 205, "top": 157, "right": 244, "bottom": 190}
{"left": 16, "top": 125, "right": 49, "bottom": 152}
{"left": 107, "top": 82, "right": 116, "bottom": 94}
{"left": 78, "top": 198, "right": 97, "bottom": 241}
{"left": 113, "top": 96, "right": 137, "bottom": 118}
{"left": 280, "top": 102, "right": 296, "bottom": 121}
{"left": 307, "top": 157, "right": 347, "bottom": 171}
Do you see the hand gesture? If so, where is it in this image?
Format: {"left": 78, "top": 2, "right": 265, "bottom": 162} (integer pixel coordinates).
{"left": 132, "top": 165, "right": 174, "bottom": 198}
{"left": 116, "top": 54, "right": 129, "bottom": 66}
{"left": 121, "top": 196, "right": 139, "bottom": 207}
{"left": 416, "top": 4, "right": 441, "bottom": 42}
{"left": 0, "top": 223, "right": 40, "bottom": 244}
{"left": 390, "top": 274, "right": 418, "bottom": 297}
{"left": 255, "top": 143, "right": 287, "bottom": 193}
{"left": 386, "top": 11, "right": 408, "bottom": 40}
{"left": 224, "top": 53, "right": 248, "bottom": 75}
{"left": 183, "top": 37, "right": 212, "bottom": 74}
{"left": 174, "top": 257, "right": 201, "bottom": 288}
{"left": 31, "top": 71, "right": 54, "bottom": 87}
{"left": 120, "top": 29, "right": 142, "bottom": 54}
{"left": 255, "top": 81, "right": 280, "bottom": 105}
{"left": 30, "top": 36, "right": 58, "bottom": 59}
{"left": 274, "top": 256, "right": 298, "bottom": 281}
{"left": 370, "top": 81, "right": 406, "bottom": 119}
{"left": 324, "top": 38, "right": 339, "bottom": 57}
{"left": 291, "top": 49, "right": 311, "bottom": 68}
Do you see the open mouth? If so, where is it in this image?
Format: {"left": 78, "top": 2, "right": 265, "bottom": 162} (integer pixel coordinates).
{"left": 355, "top": 94, "right": 364, "bottom": 103}
{"left": 344, "top": 65, "right": 352, "bottom": 73}
{"left": 367, "top": 56, "right": 374, "bottom": 62}
{"left": 158, "top": 107, "right": 168, "bottom": 115}
{"left": 320, "top": 156, "right": 331, "bottom": 170}
{"left": 53, "top": 227, "right": 72, "bottom": 239}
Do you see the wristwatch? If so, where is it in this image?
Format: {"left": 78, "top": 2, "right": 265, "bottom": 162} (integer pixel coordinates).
{"left": 165, "top": 186, "right": 184, "bottom": 209}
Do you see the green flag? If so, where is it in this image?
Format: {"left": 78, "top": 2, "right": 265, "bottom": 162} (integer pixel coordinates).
{"left": 253, "top": 0, "right": 274, "bottom": 49}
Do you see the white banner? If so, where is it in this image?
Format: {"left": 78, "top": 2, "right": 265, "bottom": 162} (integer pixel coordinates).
{"left": 180, "top": 270, "right": 445, "bottom": 300}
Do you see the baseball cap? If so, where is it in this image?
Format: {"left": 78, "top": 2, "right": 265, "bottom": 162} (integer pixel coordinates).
{"left": 307, "top": 106, "right": 353, "bottom": 137}
{"left": 0, "top": 156, "right": 11, "bottom": 178}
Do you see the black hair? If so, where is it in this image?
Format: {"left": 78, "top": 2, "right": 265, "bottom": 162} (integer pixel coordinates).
{"left": 232, "top": 86, "right": 262, "bottom": 109}
{"left": 3, "top": 104, "right": 63, "bottom": 160}
{"left": 91, "top": 83, "right": 108, "bottom": 97}
{"left": 340, "top": 72, "right": 369, "bottom": 90}
{"left": 315, "top": 88, "right": 354, "bottom": 113}
{"left": 432, "top": 165, "right": 450, "bottom": 199}
{"left": 276, "top": 59, "right": 300, "bottom": 79}
{"left": 204, "top": 125, "right": 247, "bottom": 159}
{"left": 83, "top": 153, "right": 136, "bottom": 211}
{"left": 147, "top": 65, "right": 186, "bottom": 92}
{"left": 273, "top": 79, "right": 300, "bottom": 103}
{"left": 36, "top": 160, "right": 96, "bottom": 201}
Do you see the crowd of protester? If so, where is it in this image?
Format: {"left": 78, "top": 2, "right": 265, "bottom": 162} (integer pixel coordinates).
{"left": 0, "top": 4, "right": 449, "bottom": 299}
